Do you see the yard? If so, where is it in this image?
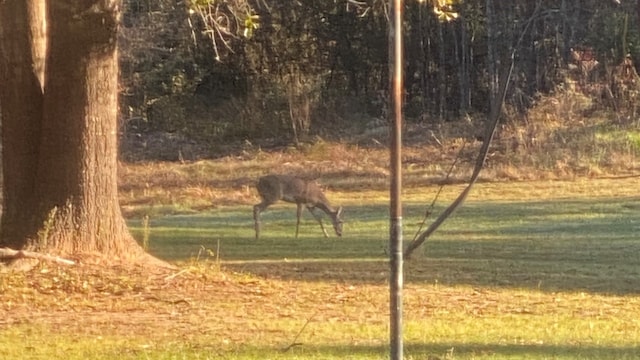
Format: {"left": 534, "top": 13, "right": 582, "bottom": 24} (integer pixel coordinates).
{"left": 1, "top": 163, "right": 639, "bottom": 359}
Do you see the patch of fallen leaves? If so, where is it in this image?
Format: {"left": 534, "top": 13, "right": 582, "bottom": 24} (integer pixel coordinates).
{"left": 0, "top": 262, "right": 390, "bottom": 343}
{"left": 2, "top": 261, "right": 640, "bottom": 347}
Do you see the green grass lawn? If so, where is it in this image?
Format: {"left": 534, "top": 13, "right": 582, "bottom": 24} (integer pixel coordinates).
{"left": 2, "top": 178, "right": 640, "bottom": 359}
{"left": 131, "top": 179, "right": 640, "bottom": 294}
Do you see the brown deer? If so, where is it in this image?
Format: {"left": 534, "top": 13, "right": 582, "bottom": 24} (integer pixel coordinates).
{"left": 253, "top": 174, "right": 343, "bottom": 240}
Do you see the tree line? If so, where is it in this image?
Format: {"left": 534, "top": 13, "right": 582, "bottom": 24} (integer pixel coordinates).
{"left": 120, "top": 0, "right": 639, "bottom": 157}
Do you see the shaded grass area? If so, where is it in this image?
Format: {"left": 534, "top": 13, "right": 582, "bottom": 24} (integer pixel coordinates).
{"left": 129, "top": 189, "right": 640, "bottom": 295}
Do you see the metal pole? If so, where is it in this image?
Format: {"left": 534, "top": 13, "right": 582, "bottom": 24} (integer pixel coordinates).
{"left": 389, "top": 0, "right": 404, "bottom": 359}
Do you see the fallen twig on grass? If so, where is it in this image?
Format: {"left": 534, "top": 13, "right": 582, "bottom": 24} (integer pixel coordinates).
{"left": 0, "top": 247, "right": 75, "bottom": 266}
{"left": 282, "top": 311, "right": 319, "bottom": 352}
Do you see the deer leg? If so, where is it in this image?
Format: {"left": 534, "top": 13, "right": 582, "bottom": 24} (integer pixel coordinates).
{"left": 253, "top": 202, "right": 270, "bottom": 240}
{"left": 253, "top": 204, "right": 262, "bottom": 240}
{"left": 295, "top": 203, "right": 304, "bottom": 239}
{"left": 308, "top": 206, "right": 329, "bottom": 238}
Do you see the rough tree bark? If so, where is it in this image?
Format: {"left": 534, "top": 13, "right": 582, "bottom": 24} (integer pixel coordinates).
{"left": 0, "top": 0, "right": 45, "bottom": 249}
{"left": 0, "top": 0, "right": 163, "bottom": 266}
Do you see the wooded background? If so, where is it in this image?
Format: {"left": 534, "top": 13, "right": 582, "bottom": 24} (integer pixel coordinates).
{"left": 119, "top": 0, "right": 640, "bottom": 160}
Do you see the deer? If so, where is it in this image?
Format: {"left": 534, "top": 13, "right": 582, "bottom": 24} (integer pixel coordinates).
{"left": 253, "top": 174, "right": 343, "bottom": 240}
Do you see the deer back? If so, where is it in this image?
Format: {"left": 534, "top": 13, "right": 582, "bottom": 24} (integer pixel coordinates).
{"left": 257, "top": 175, "right": 329, "bottom": 208}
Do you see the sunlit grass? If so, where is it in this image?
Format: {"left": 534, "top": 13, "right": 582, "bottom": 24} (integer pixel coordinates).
{"left": 3, "top": 289, "right": 640, "bottom": 360}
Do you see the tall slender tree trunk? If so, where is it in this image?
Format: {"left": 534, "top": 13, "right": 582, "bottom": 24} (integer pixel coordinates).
{"left": 485, "top": 0, "right": 498, "bottom": 111}
{"left": 561, "top": 0, "right": 571, "bottom": 64}
{"left": 418, "top": 2, "right": 428, "bottom": 115}
{"left": 458, "top": 6, "right": 470, "bottom": 114}
{"left": 437, "top": 16, "right": 446, "bottom": 121}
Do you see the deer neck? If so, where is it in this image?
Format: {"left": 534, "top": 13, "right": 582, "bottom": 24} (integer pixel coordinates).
{"left": 314, "top": 201, "right": 336, "bottom": 216}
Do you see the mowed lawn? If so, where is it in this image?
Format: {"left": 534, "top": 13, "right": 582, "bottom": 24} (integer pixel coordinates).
{"left": 2, "top": 177, "right": 640, "bottom": 359}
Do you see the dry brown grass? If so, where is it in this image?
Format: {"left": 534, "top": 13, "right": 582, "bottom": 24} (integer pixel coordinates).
{"left": 3, "top": 256, "right": 640, "bottom": 359}
{"left": 118, "top": 100, "right": 639, "bottom": 215}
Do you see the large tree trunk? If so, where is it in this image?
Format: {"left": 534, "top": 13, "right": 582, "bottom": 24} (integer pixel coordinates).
{"left": 0, "top": 0, "right": 45, "bottom": 249}
{"left": 0, "top": 0, "right": 161, "bottom": 265}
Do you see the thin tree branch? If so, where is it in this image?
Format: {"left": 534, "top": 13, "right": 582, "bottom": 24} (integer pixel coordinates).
{"left": 404, "top": 58, "right": 514, "bottom": 259}
{"left": 410, "top": 140, "right": 467, "bottom": 243}
{"left": 281, "top": 311, "right": 319, "bottom": 352}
